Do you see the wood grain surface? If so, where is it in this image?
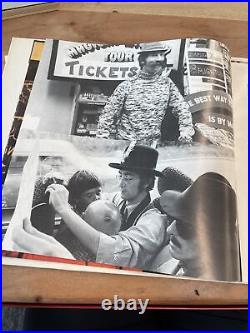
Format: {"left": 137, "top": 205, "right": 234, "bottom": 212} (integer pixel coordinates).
{"left": 60, "top": 2, "right": 248, "bottom": 21}
{"left": 3, "top": 2, "right": 248, "bottom": 21}
{"left": 2, "top": 3, "right": 248, "bottom": 306}
{"left": 2, "top": 8, "right": 247, "bottom": 62}
{"left": 2, "top": 263, "right": 248, "bottom": 306}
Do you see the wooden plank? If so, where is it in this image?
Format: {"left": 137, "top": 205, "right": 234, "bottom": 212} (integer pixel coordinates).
{"left": 2, "top": 10, "right": 247, "bottom": 62}
{"left": 3, "top": 3, "right": 247, "bottom": 21}
{"left": 2, "top": 263, "right": 247, "bottom": 306}
{"left": 59, "top": 2, "right": 248, "bottom": 21}
{"left": 2, "top": 4, "right": 248, "bottom": 307}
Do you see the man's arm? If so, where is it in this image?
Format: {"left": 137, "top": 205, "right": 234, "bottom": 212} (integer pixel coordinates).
{"left": 97, "top": 209, "right": 167, "bottom": 268}
{"left": 47, "top": 185, "right": 167, "bottom": 269}
{"left": 59, "top": 207, "right": 101, "bottom": 257}
{"left": 59, "top": 205, "right": 166, "bottom": 268}
{"left": 96, "top": 81, "right": 129, "bottom": 139}
{"left": 168, "top": 79, "right": 195, "bottom": 143}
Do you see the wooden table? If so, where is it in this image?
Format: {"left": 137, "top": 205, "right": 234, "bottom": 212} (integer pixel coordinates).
{"left": 2, "top": 2, "right": 248, "bottom": 308}
{"left": 3, "top": 2, "right": 248, "bottom": 61}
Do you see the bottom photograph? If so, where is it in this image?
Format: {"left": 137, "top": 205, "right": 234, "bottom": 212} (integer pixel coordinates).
{"left": 2, "top": 133, "right": 241, "bottom": 283}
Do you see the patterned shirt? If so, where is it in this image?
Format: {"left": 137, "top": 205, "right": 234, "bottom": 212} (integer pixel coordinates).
{"left": 97, "top": 69, "right": 195, "bottom": 142}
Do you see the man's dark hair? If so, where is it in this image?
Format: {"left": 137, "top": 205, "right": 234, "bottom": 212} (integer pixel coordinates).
{"left": 67, "top": 170, "right": 101, "bottom": 206}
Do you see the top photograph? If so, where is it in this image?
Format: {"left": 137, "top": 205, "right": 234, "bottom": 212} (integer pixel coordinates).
{"left": 21, "top": 38, "right": 234, "bottom": 149}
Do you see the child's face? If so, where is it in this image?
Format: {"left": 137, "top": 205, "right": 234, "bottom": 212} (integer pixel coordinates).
{"left": 83, "top": 200, "right": 121, "bottom": 235}
{"left": 76, "top": 187, "right": 102, "bottom": 214}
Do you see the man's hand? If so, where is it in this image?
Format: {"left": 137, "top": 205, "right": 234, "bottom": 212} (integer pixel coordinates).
{"left": 177, "top": 134, "right": 193, "bottom": 145}
{"left": 12, "top": 217, "right": 75, "bottom": 259}
{"left": 45, "top": 184, "right": 70, "bottom": 215}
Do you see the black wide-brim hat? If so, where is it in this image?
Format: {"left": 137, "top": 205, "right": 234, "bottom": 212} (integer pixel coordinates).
{"left": 109, "top": 144, "right": 163, "bottom": 177}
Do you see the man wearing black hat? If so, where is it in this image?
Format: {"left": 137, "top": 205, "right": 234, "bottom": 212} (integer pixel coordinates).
{"left": 91, "top": 144, "right": 168, "bottom": 268}
{"left": 97, "top": 42, "right": 194, "bottom": 144}
{"left": 12, "top": 144, "right": 168, "bottom": 270}
{"left": 108, "top": 143, "right": 164, "bottom": 232}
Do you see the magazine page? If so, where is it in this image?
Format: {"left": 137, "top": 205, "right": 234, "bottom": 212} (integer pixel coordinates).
{"left": 231, "top": 58, "right": 248, "bottom": 283}
{"left": 2, "top": 38, "right": 242, "bottom": 282}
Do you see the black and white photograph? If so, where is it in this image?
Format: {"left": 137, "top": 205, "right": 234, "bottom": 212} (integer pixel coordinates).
{"left": 2, "top": 3, "right": 248, "bottom": 329}
{"left": 2, "top": 37, "right": 242, "bottom": 283}
{"left": 2, "top": 132, "right": 241, "bottom": 282}
{"left": 19, "top": 38, "right": 234, "bottom": 149}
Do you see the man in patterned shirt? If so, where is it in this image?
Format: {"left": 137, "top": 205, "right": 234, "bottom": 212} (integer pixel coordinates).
{"left": 97, "top": 42, "right": 194, "bottom": 144}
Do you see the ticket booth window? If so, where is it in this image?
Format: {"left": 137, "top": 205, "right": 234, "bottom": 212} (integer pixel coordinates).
{"left": 72, "top": 84, "right": 109, "bottom": 137}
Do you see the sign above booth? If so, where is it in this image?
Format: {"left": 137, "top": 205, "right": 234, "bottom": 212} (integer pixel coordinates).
{"left": 48, "top": 39, "right": 179, "bottom": 81}
{"left": 49, "top": 40, "right": 141, "bottom": 81}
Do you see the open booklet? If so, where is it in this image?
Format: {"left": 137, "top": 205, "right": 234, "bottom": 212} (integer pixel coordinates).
{"left": 2, "top": 38, "right": 248, "bottom": 284}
